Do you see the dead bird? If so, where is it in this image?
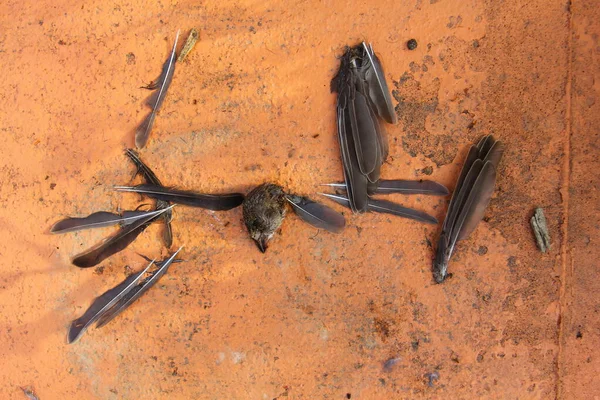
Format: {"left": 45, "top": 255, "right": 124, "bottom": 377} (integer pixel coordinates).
{"left": 324, "top": 42, "right": 447, "bottom": 222}
{"left": 433, "top": 135, "right": 504, "bottom": 283}
{"left": 135, "top": 30, "right": 180, "bottom": 148}
{"left": 243, "top": 183, "right": 345, "bottom": 253}
{"left": 68, "top": 247, "right": 183, "bottom": 343}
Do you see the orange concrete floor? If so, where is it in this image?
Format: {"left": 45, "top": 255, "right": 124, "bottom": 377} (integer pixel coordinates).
{"left": 1, "top": 0, "right": 598, "bottom": 399}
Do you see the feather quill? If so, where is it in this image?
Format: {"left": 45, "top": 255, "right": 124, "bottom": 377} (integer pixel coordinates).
{"left": 114, "top": 184, "right": 244, "bottom": 211}
{"left": 67, "top": 260, "right": 154, "bottom": 343}
{"left": 96, "top": 247, "right": 184, "bottom": 328}
{"left": 72, "top": 206, "right": 173, "bottom": 268}
{"left": 285, "top": 195, "right": 345, "bottom": 233}
{"left": 135, "top": 30, "right": 180, "bottom": 148}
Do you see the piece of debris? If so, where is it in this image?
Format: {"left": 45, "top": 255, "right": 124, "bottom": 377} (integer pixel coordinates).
{"left": 383, "top": 357, "right": 401, "bottom": 372}
{"left": 424, "top": 371, "right": 439, "bottom": 387}
{"left": 20, "top": 386, "right": 39, "bottom": 400}
{"left": 177, "top": 28, "right": 199, "bottom": 62}
{"left": 531, "top": 207, "right": 550, "bottom": 252}
{"left": 407, "top": 39, "right": 418, "bottom": 50}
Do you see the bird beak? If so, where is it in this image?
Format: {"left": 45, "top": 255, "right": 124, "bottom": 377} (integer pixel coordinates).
{"left": 253, "top": 238, "right": 268, "bottom": 253}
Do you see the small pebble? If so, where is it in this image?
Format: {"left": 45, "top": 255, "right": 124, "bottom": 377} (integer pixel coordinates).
{"left": 407, "top": 39, "right": 418, "bottom": 50}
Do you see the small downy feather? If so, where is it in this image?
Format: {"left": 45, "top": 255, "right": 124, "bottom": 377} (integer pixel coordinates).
{"left": 135, "top": 30, "right": 180, "bottom": 148}
{"left": 96, "top": 247, "right": 184, "bottom": 328}
{"left": 51, "top": 209, "right": 166, "bottom": 234}
{"left": 285, "top": 195, "right": 345, "bottom": 233}
{"left": 67, "top": 261, "right": 154, "bottom": 343}
{"left": 320, "top": 193, "right": 437, "bottom": 224}
{"left": 114, "top": 184, "right": 244, "bottom": 211}
{"left": 72, "top": 206, "right": 173, "bottom": 268}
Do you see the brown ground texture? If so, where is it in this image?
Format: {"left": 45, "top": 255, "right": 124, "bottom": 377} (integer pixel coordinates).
{"left": 0, "top": 0, "right": 598, "bottom": 399}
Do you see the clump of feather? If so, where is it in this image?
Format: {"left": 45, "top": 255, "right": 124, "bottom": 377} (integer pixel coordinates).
{"left": 433, "top": 135, "right": 504, "bottom": 283}
{"left": 68, "top": 248, "right": 183, "bottom": 343}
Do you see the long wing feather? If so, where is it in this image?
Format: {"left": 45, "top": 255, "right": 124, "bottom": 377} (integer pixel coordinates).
{"left": 51, "top": 209, "right": 167, "bottom": 234}
{"left": 322, "top": 179, "right": 449, "bottom": 196}
{"left": 477, "top": 135, "right": 494, "bottom": 158}
{"left": 72, "top": 206, "right": 172, "bottom": 268}
{"left": 373, "top": 179, "right": 449, "bottom": 195}
{"left": 135, "top": 31, "right": 180, "bottom": 148}
{"left": 134, "top": 111, "right": 157, "bottom": 149}
{"left": 441, "top": 146, "right": 480, "bottom": 233}
{"left": 362, "top": 42, "right": 397, "bottom": 124}
{"left": 482, "top": 139, "right": 504, "bottom": 168}
{"left": 320, "top": 193, "right": 437, "bottom": 224}
{"left": 95, "top": 247, "right": 184, "bottom": 329}
{"left": 51, "top": 211, "right": 122, "bottom": 234}
{"left": 367, "top": 198, "right": 438, "bottom": 224}
{"left": 67, "top": 261, "right": 154, "bottom": 343}
{"left": 114, "top": 184, "right": 244, "bottom": 210}
{"left": 285, "top": 195, "right": 345, "bottom": 233}
{"left": 453, "top": 162, "right": 497, "bottom": 243}
{"left": 349, "top": 90, "right": 380, "bottom": 176}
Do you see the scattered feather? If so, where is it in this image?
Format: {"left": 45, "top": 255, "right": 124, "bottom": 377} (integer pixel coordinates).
{"left": 67, "top": 261, "right": 154, "bottom": 343}
{"left": 96, "top": 247, "right": 184, "bottom": 328}
{"left": 285, "top": 194, "right": 345, "bottom": 233}
{"left": 114, "top": 184, "right": 244, "bottom": 211}
{"left": 71, "top": 206, "right": 173, "bottom": 268}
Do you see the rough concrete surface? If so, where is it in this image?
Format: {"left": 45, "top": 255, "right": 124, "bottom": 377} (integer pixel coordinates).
{"left": 0, "top": 0, "right": 598, "bottom": 399}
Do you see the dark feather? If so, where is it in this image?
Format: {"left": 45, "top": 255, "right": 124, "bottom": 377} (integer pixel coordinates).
{"left": 51, "top": 209, "right": 166, "bottom": 233}
{"left": 125, "top": 148, "right": 162, "bottom": 185}
{"left": 477, "top": 134, "right": 493, "bottom": 157}
{"left": 124, "top": 149, "right": 173, "bottom": 247}
{"left": 95, "top": 247, "right": 184, "bottom": 329}
{"left": 338, "top": 101, "right": 369, "bottom": 212}
{"left": 433, "top": 135, "right": 504, "bottom": 283}
{"left": 134, "top": 112, "right": 157, "bottom": 149}
{"left": 51, "top": 211, "right": 122, "bottom": 234}
{"left": 72, "top": 206, "right": 172, "bottom": 268}
{"left": 285, "top": 195, "right": 345, "bottom": 233}
{"left": 135, "top": 31, "right": 180, "bottom": 148}
{"left": 441, "top": 146, "right": 480, "bottom": 233}
{"left": 323, "top": 179, "right": 449, "bottom": 196}
{"left": 372, "top": 179, "right": 449, "bottom": 195}
{"left": 453, "top": 162, "right": 497, "bottom": 243}
{"left": 320, "top": 193, "right": 437, "bottom": 224}
{"left": 67, "top": 261, "right": 153, "bottom": 343}
{"left": 349, "top": 90, "right": 380, "bottom": 176}
{"left": 367, "top": 198, "right": 438, "bottom": 224}
{"left": 482, "top": 139, "right": 504, "bottom": 168}
{"left": 114, "top": 184, "right": 244, "bottom": 211}
{"left": 362, "top": 42, "right": 397, "bottom": 124}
